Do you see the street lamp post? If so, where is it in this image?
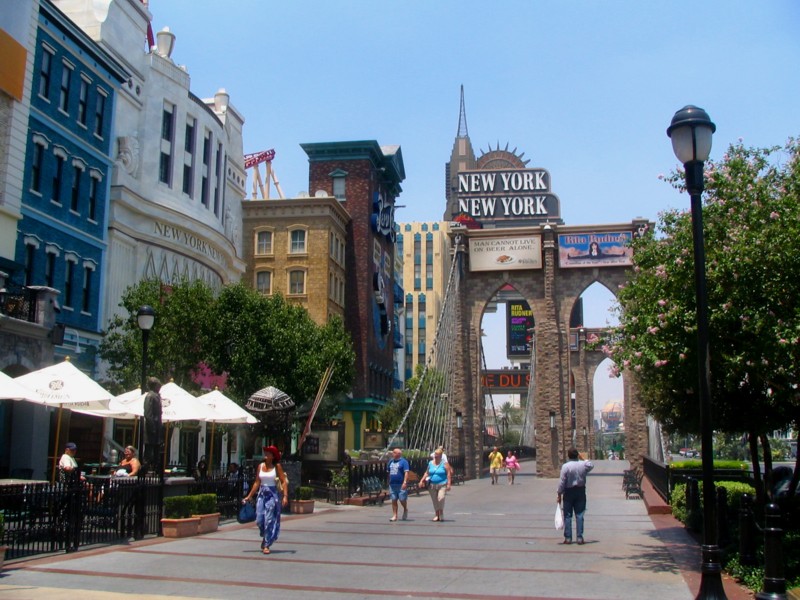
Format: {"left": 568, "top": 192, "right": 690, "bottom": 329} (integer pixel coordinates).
{"left": 667, "top": 105, "right": 725, "bottom": 600}
{"left": 137, "top": 305, "right": 155, "bottom": 458}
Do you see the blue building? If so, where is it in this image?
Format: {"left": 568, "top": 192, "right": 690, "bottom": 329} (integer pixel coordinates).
{"left": 15, "top": 0, "right": 127, "bottom": 372}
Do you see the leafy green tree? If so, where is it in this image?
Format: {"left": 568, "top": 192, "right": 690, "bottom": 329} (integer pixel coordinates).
{"left": 607, "top": 138, "right": 800, "bottom": 497}
{"left": 99, "top": 279, "right": 216, "bottom": 392}
{"left": 203, "top": 284, "right": 355, "bottom": 411}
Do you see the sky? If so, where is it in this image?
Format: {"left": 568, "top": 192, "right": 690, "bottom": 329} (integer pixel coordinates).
{"left": 149, "top": 0, "right": 799, "bottom": 412}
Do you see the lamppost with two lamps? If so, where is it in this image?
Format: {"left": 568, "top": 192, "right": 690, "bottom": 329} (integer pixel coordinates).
{"left": 667, "top": 105, "right": 725, "bottom": 600}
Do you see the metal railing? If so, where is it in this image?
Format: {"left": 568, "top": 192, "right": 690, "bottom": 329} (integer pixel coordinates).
{"left": 0, "top": 283, "right": 37, "bottom": 322}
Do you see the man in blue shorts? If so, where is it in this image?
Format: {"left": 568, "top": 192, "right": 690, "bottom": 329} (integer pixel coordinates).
{"left": 387, "top": 447, "right": 410, "bottom": 522}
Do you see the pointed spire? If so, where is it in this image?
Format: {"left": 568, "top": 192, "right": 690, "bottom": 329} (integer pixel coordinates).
{"left": 457, "top": 85, "right": 469, "bottom": 138}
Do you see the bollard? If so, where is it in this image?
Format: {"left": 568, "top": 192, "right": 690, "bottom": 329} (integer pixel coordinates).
{"left": 756, "top": 502, "right": 786, "bottom": 600}
{"left": 739, "top": 493, "right": 757, "bottom": 566}
{"left": 716, "top": 486, "right": 729, "bottom": 548}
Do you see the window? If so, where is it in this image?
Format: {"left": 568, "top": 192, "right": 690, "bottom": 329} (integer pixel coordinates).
{"left": 81, "top": 263, "right": 95, "bottom": 313}
{"left": 39, "top": 47, "right": 53, "bottom": 99}
{"left": 45, "top": 251, "right": 56, "bottom": 287}
{"left": 201, "top": 132, "right": 211, "bottom": 207}
{"left": 288, "top": 270, "right": 305, "bottom": 295}
{"left": 256, "top": 271, "right": 271, "bottom": 294}
{"left": 159, "top": 105, "right": 174, "bottom": 185}
{"left": 24, "top": 243, "right": 36, "bottom": 286}
{"left": 64, "top": 257, "right": 76, "bottom": 308}
{"left": 290, "top": 229, "right": 306, "bottom": 254}
{"left": 213, "top": 143, "right": 222, "bottom": 215}
{"left": 59, "top": 63, "right": 72, "bottom": 113}
{"left": 256, "top": 231, "right": 272, "bottom": 255}
{"left": 31, "top": 143, "right": 44, "bottom": 193}
{"left": 88, "top": 171, "right": 100, "bottom": 221}
{"left": 182, "top": 119, "right": 196, "bottom": 197}
{"left": 94, "top": 91, "right": 106, "bottom": 137}
{"left": 52, "top": 153, "right": 65, "bottom": 203}
{"left": 71, "top": 165, "right": 82, "bottom": 212}
{"left": 330, "top": 168, "right": 347, "bottom": 200}
{"left": 78, "top": 79, "right": 89, "bottom": 125}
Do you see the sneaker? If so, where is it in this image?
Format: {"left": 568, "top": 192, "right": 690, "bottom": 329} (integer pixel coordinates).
{"left": 577, "top": 537, "right": 585, "bottom": 545}
{"left": 562, "top": 538, "right": 571, "bottom": 545}
{"left": 402, "top": 510, "right": 408, "bottom": 521}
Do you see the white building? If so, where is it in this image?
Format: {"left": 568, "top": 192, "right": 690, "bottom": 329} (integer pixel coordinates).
{"left": 54, "top": 0, "right": 246, "bottom": 327}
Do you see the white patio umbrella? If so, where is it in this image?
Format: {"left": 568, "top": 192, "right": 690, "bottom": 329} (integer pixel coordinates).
{"left": 0, "top": 370, "right": 41, "bottom": 401}
{"left": 110, "top": 381, "right": 216, "bottom": 422}
{"left": 14, "top": 358, "right": 115, "bottom": 481}
{"left": 197, "top": 388, "right": 257, "bottom": 470}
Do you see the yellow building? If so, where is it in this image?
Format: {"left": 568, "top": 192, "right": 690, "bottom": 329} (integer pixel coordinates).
{"left": 241, "top": 195, "right": 350, "bottom": 324}
{"left": 397, "top": 222, "right": 452, "bottom": 379}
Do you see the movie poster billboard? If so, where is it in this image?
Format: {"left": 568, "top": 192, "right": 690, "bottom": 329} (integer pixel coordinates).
{"left": 507, "top": 300, "right": 534, "bottom": 357}
{"left": 469, "top": 236, "right": 542, "bottom": 272}
{"left": 558, "top": 232, "right": 633, "bottom": 268}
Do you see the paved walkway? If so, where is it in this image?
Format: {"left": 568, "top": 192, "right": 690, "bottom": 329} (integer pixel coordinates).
{"left": 0, "top": 461, "right": 754, "bottom": 599}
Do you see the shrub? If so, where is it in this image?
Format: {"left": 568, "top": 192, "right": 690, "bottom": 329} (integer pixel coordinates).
{"left": 164, "top": 495, "right": 194, "bottom": 519}
{"left": 330, "top": 466, "right": 349, "bottom": 489}
{"left": 297, "top": 486, "right": 313, "bottom": 501}
{"left": 192, "top": 493, "right": 217, "bottom": 515}
{"left": 670, "top": 480, "right": 755, "bottom": 532}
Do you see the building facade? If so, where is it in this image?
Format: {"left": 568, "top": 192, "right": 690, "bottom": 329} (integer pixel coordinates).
{"left": 302, "top": 141, "right": 404, "bottom": 450}
{"left": 241, "top": 194, "right": 350, "bottom": 325}
{"left": 55, "top": 0, "right": 247, "bottom": 332}
{"left": 397, "top": 221, "right": 452, "bottom": 381}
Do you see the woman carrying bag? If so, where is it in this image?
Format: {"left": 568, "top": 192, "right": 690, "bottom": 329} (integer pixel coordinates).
{"left": 243, "top": 445, "right": 289, "bottom": 555}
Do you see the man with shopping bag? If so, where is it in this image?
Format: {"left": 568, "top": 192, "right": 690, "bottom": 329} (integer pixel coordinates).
{"left": 556, "top": 447, "right": 594, "bottom": 545}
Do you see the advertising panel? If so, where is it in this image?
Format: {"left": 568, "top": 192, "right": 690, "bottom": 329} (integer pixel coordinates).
{"left": 558, "top": 232, "right": 633, "bottom": 268}
{"left": 507, "top": 300, "right": 534, "bottom": 357}
{"left": 481, "top": 370, "right": 531, "bottom": 393}
{"left": 469, "top": 236, "right": 542, "bottom": 272}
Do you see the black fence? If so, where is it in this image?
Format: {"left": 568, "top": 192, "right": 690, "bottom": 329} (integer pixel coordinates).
{"left": 0, "top": 475, "right": 162, "bottom": 560}
{"left": 643, "top": 456, "right": 670, "bottom": 501}
{"left": 346, "top": 454, "right": 466, "bottom": 497}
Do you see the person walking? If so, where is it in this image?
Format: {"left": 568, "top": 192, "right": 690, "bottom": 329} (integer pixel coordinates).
{"left": 556, "top": 447, "right": 594, "bottom": 545}
{"left": 387, "top": 447, "right": 410, "bottom": 522}
{"left": 243, "top": 445, "right": 288, "bottom": 555}
{"left": 505, "top": 450, "right": 520, "bottom": 485}
{"left": 488, "top": 446, "right": 503, "bottom": 484}
{"left": 420, "top": 447, "right": 452, "bottom": 521}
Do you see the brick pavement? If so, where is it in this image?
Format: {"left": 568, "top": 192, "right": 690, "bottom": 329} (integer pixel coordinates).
{"left": 0, "top": 460, "right": 757, "bottom": 599}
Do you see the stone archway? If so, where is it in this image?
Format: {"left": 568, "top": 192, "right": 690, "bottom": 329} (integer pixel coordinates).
{"left": 452, "top": 224, "right": 649, "bottom": 478}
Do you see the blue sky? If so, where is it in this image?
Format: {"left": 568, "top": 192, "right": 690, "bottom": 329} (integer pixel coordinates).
{"left": 150, "top": 1, "right": 799, "bottom": 409}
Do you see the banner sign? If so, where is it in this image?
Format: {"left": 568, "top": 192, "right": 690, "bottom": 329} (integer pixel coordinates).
{"left": 507, "top": 301, "right": 534, "bottom": 357}
{"left": 456, "top": 169, "right": 560, "bottom": 223}
{"left": 557, "top": 232, "right": 634, "bottom": 268}
{"left": 469, "top": 235, "right": 542, "bottom": 272}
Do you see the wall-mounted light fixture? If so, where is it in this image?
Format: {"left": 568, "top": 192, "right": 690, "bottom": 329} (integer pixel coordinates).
{"left": 549, "top": 411, "right": 556, "bottom": 429}
{"left": 456, "top": 411, "right": 463, "bottom": 430}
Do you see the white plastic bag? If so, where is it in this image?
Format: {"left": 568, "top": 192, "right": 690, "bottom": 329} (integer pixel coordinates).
{"left": 554, "top": 502, "right": 564, "bottom": 530}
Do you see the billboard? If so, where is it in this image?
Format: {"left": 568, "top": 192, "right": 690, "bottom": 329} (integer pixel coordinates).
{"left": 469, "top": 235, "right": 542, "bottom": 272}
{"left": 558, "top": 232, "right": 634, "bottom": 268}
{"left": 456, "top": 169, "right": 561, "bottom": 225}
{"left": 507, "top": 300, "right": 534, "bottom": 357}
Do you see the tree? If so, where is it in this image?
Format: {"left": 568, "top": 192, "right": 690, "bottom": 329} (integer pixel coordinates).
{"left": 99, "top": 279, "right": 216, "bottom": 392}
{"left": 607, "top": 138, "right": 800, "bottom": 498}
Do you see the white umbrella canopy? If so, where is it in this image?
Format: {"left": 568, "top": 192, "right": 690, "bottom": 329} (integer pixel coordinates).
{"left": 0, "top": 370, "right": 41, "bottom": 401}
{"left": 14, "top": 358, "right": 114, "bottom": 411}
{"left": 109, "top": 381, "right": 215, "bottom": 422}
{"left": 197, "top": 389, "right": 257, "bottom": 424}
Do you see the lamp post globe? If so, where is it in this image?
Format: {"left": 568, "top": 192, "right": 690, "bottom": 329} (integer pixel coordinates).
{"left": 668, "top": 107, "right": 726, "bottom": 600}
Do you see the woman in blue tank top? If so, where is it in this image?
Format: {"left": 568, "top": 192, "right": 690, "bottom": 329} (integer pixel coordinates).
{"left": 419, "top": 447, "right": 453, "bottom": 522}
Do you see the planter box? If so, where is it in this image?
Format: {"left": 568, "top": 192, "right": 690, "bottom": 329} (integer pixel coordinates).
{"left": 194, "top": 512, "right": 220, "bottom": 534}
{"left": 290, "top": 499, "right": 315, "bottom": 514}
{"left": 161, "top": 517, "right": 200, "bottom": 538}
{"left": 0, "top": 545, "right": 6, "bottom": 573}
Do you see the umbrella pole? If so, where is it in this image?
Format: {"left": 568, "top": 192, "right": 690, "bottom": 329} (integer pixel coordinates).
{"left": 163, "top": 422, "right": 170, "bottom": 472}
{"left": 208, "top": 422, "right": 216, "bottom": 475}
{"left": 51, "top": 405, "right": 63, "bottom": 483}
{"left": 133, "top": 417, "right": 139, "bottom": 452}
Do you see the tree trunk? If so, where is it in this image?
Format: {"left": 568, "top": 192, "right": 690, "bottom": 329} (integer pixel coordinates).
{"left": 749, "top": 432, "right": 764, "bottom": 505}
{"left": 760, "top": 433, "right": 773, "bottom": 501}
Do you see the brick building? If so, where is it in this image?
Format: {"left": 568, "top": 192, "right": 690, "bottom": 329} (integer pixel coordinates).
{"left": 301, "top": 141, "right": 405, "bottom": 450}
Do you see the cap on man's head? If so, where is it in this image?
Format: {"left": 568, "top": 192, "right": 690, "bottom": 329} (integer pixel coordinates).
{"left": 65, "top": 442, "right": 77, "bottom": 450}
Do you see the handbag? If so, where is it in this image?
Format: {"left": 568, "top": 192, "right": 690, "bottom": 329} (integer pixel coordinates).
{"left": 238, "top": 500, "right": 256, "bottom": 524}
{"left": 276, "top": 477, "right": 284, "bottom": 494}
{"left": 554, "top": 502, "right": 564, "bottom": 530}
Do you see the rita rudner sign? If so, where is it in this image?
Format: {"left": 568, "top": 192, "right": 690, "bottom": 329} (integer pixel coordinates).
{"left": 457, "top": 169, "right": 560, "bottom": 221}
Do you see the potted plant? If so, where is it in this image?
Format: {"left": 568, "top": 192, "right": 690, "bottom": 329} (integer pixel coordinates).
{"left": 191, "top": 493, "right": 220, "bottom": 534}
{"left": 162, "top": 495, "right": 200, "bottom": 538}
{"left": 329, "top": 466, "right": 349, "bottom": 504}
{"left": 290, "top": 486, "right": 315, "bottom": 514}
